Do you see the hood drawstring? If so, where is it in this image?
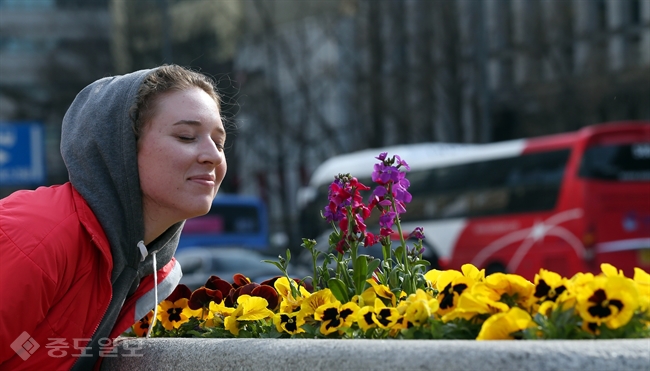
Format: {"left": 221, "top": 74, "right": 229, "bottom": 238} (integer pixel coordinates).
{"left": 137, "top": 241, "right": 148, "bottom": 262}
{"left": 138, "top": 240, "right": 159, "bottom": 338}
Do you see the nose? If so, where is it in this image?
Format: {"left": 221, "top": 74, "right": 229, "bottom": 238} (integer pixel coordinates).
{"left": 197, "top": 138, "right": 224, "bottom": 166}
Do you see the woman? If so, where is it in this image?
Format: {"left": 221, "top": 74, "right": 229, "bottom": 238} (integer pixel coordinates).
{"left": 0, "top": 65, "right": 227, "bottom": 370}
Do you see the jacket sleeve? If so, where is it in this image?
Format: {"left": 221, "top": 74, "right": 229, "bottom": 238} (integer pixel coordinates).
{"left": 0, "top": 229, "right": 57, "bottom": 364}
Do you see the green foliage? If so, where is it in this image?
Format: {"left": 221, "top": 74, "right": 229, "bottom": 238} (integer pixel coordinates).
{"left": 524, "top": 306, "right": 591, "bottom": 340}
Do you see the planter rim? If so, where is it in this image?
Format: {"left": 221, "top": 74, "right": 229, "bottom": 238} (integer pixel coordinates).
{"left": 103, "top": 337, "right": 650, "bottom": 371}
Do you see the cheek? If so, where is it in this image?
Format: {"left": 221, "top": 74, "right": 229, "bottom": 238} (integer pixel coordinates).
{"left": 220, "top": 159, "right": 228, "bottom": 177}
{"left": 214, "top": 160, "right": 227, "bottom": 185}
{"left": 138, "top": 155, "right": 156, "bottom": 195}
{"left": 138, "top": 143, "right": 171, "bottom": 187}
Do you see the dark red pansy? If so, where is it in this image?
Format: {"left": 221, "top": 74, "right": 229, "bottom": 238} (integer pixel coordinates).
{"left": 166, "top": 284, "right": 192, "bottom": 302}
{"left": 228, "top": 282, "right": 259, "bottom": 306}
{"left": 259, "top": 276, "right": 283, "bottom": 287}
{"left": 204, "top": 275, "right": 223, "bottom": 288}
{"left": 205, "top": 276, "right": 234, "bottom": 297}
{"left": 250, "top": 285, "right": 280, "bottom": 310}
{"left": 238, "top": 282, "right": 260, "bottom": 297}
{"left": 232, "top": 273, "right": 252, "bottom": 288}
{"left": 188, "top": 287, "right": 223, "bottom": 310}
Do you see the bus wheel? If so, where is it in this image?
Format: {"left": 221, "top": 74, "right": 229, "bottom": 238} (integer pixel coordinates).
{"left": 485, "top": 262, "right": 507, "bottom": 276}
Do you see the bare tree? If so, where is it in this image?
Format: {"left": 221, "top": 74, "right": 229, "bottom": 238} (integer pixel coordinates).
{"left": 235, "top": 0, "right": 356, "bottom": 252}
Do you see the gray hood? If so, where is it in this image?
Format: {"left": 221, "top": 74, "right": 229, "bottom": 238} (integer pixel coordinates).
{"left": 61, "top": 68, "right": 181, "bottom": 283}
{"left": 60, "top": 68, "right": 182, "bottom": 370}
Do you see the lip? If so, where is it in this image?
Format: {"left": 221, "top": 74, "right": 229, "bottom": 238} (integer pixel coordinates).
{"left": 188, "top": 174, "right": 216, "bottom": 186}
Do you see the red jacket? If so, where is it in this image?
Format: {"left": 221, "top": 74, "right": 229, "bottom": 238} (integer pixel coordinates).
{"left": 0, "top": 183, "right": 179, "bottom": 370}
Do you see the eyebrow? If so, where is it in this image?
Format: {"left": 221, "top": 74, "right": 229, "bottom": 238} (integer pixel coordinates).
{"left": 173, "top": 120, "right": 226, "bottom": 136}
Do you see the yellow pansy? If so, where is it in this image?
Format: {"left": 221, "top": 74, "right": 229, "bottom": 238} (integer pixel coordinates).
{"left": 224, "top": 294, "right": 274, "bottom": 336}
{"left": 371, "top": 298, "right": 401, "bottom": 330}
{"left": 633, "top": 267, "right": 650, "bottom": 311}
{"left": 132, "top": 310, "right": 154, "bottom": 337}
{"left": 274, "top": 277, "right": 311, "bottom": 313}
{"left": 208, "top": 300, "right": 236, "bottom": 327}
{"left": 300, "top": 288, "right": 338, "bottom": 317}
{"left": 576, "top": 275, "right": 639, "bottom": 330}
{"left": 356, "top": 305, "right": 378, "bottom": 331}
{"left": 399, "top": 289, "right": 439, "bottom": 326}
{"left": 484, "top": 273, "right": 535, "bottom": 309}
{"left": 601, "top": 263, "right": 625, "bottom": 277}
{"left": 528, "top": 269, "right": 569, "bottom": 310}
{"left": 314, "top": 301, "right": 360, "bottom": 335}
{"left": 436, "top": 270, "right": 473, "bottom": 316}
{"left": 273, "top": 311, "right": 306, "bottom": 335}
{"left": 442, "top": 283, "right": 509, "bottom": 323}
{"left": 157, "top": 298, "right": 194, "bottom": 331}
{"left": 461, "top": 264, "right": 486, "bottom": 282}
{"left": 424, "top": 269, "right": 443, "bottom": 288}
{"left": 476, "top": 307, "right": 535, "bottom": 340}
{"left": 366, "top": 279, "right": 397, "bottom": 307}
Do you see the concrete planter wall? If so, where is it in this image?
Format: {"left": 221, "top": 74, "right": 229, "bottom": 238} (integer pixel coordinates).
{"left": 102, "top": 338, "right": 650, "bottom": 371}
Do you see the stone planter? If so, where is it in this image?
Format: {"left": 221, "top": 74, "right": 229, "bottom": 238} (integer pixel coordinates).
{"left": 102, "top": 338, "right": 649, "bottom": 371}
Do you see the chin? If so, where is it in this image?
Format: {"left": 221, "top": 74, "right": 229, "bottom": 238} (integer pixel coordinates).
{"left": 196, "top": 205, "right": 213, "bottom": 217}
{"left": 185, "top": 200, "right": 213, "bottom": 218}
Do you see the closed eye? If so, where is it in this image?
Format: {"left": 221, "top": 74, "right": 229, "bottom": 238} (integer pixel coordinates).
{"left": 212, "top": 136, "right": 226, "bottom": 151}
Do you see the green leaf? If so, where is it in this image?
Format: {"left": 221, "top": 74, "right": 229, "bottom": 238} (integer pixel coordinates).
{"left": 394, "top": 245, "right": 405, "bottom": 262}
{"left": 328, "top": 278, "right": 350, "bottom": 303}
{"left": 367, "top": 259, "right": 381, "bottom": 276}
{"left": 262, "top": 260, "right": 285, "bottom": 272}
{"left": 353, "top": 255, "right": 369, "bottom": 295}
{"left": 410, "top": 259, "right": 430, "bottom": 269}
{"left": 381, "top": 243, "right": 391, "bottom": 262}
{"left": 389, "top": 269, "right": 400, "bottom": 289}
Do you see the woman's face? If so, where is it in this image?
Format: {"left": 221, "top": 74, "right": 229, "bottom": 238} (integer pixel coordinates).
{"left": 137, "top": 87, "right": 227, "bottom": 227}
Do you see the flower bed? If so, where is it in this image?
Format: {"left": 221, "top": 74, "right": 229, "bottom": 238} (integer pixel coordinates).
{"left": 127, "top": 153, "right": 650, "bottom": 341}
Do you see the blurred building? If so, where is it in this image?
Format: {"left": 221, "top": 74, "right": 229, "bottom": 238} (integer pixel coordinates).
{"left": 0, "top": 0, "right": 112, "bottom": 196}
{"left": 110, "top": 0, "right": 242, "bottom": 75}
{"left": 485, "top": 0, "right": 650, "bottom": 140}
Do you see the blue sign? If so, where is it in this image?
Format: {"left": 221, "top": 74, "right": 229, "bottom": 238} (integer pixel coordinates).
{"left": 0, "top": 122, "right": 46, "bottom": 186}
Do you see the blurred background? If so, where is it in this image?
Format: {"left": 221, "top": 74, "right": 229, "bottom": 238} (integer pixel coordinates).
{"left": 1, "top": 0, "right": 649, "bottom": 258}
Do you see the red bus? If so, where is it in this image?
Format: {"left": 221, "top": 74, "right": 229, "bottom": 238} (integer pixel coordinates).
{"left": 298, "top": 122, "right": 650, "bottom": 279}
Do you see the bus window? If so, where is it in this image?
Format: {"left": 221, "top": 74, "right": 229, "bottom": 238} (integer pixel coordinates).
{"left": 578, "top": 143, "right": 650, "bottom": 181}
{"left": 407, "top": 149, "right": 571, "bottom": 220}
{"left": 504, "top": 149, "right": 570, "bottom": 213}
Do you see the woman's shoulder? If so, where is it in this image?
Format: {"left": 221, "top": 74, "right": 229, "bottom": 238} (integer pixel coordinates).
{"left": 1, "top": 182, "right": 77, "bottom": 218}
{"left": 0, "top": 183, "right": 86, "bottom": 254}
